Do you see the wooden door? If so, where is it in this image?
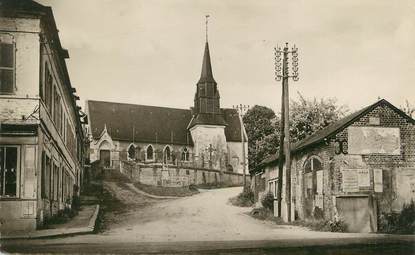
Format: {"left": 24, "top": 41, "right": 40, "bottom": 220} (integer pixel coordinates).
{"left": 100, "top": 150, "right": 111, "bottom": 167}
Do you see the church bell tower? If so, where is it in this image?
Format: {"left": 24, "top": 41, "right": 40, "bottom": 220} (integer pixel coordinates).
{"left": 188, "top": 16, "right": 228, "bottom": 169}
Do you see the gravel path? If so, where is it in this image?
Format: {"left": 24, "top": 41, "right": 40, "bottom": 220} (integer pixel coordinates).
{"left": 10, "top": 186, "right": 388, "bottom": 245}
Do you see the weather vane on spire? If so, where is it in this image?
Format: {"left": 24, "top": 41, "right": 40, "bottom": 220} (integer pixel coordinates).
{"left": 205, "top": 14, "right": 210, "bottom": 42}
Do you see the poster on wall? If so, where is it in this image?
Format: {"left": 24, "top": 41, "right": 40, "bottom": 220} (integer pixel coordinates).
{"left": 316, "top": 171, "right": 323, "bottom": 194}
{"left": 348, "top": 127, "right": 400, "bottom": 155}
{"left": 357, "top": 169, "right": 370, "bottom": 187}
{"left": 342, "top": 169, "right": 358, "bottom": 192}
{"left": 315, "top": 194, "right": 324, "bottom": 209}
{"left": 374, "top": 169, "right": 383, "bottom": 192}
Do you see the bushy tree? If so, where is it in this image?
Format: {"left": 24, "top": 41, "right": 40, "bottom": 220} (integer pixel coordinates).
{"left": 289, "top": 93, "right": 348, "bottom": 142}
{"left": 401, "top": 100, "right": 415, "bottom": 118}
{"left": 243, "top": 105, "right": 280, "bottom": 170}
{"left": 243, "top": 95, "right": 348, "bottom": 170}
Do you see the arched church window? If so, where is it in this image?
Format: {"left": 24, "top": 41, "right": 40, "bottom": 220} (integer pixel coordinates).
{"left": 128, "top": 144, "right": 136, "bottom": 160}
{"left": 164, "top": 146, "right": 171, "bottom": 160}
{"left": 146, "top": 145, "right": 154, "bottom": 161}
{"left": 181, "top": 147, "right": 190, "bottom": 161}
{"left": 199, "top": 84, "right": 205, "bottom": 96}
{"left": 163, "top": 146, "right": 171, "bottom": 164}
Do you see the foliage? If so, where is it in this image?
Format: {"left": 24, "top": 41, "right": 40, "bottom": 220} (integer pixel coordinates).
{"left": 292, "top": 218, "right": 347, "bottom": 232}
{"left": 261, "top": 192, "right": 275, "bottom": 211}
{"left": 325, "top": 218, "right": 347, "bottom": 232}
{"left": 250, "top": 207, "right": 277, "bottom": 221}
{"left": 313, "top": 206, "right": 324, "bottom": 220}
{"left": 243, "top": 96, "right": 348, "bottom": 170}
{"left": 243, "top": 105, "right": 280, "bottom": 170}
{"left": 229, "top": 187, "right": 255, "bottom": 207}
{"left": 289, "top": 93, "right": 348, "bottom": 143}
{"left": 378, "top": 200, "right": 415, "bottom": 234}
{"left": 400, "top": 100, "right": 415, "bottom": 118}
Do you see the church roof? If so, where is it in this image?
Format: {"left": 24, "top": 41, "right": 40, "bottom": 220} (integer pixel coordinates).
{"left": 198, "top": 42, "right": 216, "bottom": 84}
{"left": 87, "top": 100, "right": 244, "bottom": 145}
{"left": 187, "top": 113, "right": 227, "bottom": 129}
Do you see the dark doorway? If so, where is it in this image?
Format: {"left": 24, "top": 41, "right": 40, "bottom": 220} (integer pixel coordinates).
{"left": 100, "top": 150, "right": 111, "bottom": 167}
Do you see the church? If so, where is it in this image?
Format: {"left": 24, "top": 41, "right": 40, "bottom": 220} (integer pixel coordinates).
{"left": 86, "top": 39, "right": 248, "bottom": 174}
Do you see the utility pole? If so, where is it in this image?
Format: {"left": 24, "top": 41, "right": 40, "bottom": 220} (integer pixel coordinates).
{"left": 233, "top": 104, "right": 249, "bottom": 189}
{"left": 274, "top": 43, "right": 299, "bottom": 221}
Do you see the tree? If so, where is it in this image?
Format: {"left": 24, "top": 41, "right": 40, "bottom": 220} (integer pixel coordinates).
{"left": 401, "top": 100, "right": 415, "bottom": 118}
{"left": 289, "top": 93, "right": 349, "bottom": 143}
{"left": 243, "top": 105, "right": 280, "bottom": 170}
{"left": 244, "top": 95, "right": 348, "bottom": 170}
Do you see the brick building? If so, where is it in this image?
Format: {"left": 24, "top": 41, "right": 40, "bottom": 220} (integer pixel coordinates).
{"left": 251, "top": 99, "right": 415, "bottom": 232}
{"left": 0, "top": 0, "right": 86, "bottom": 233}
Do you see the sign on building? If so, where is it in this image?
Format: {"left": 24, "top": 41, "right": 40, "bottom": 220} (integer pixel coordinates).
{"left": 357, "top": 169, "right": 370, "bottom": 187}
{"left": 342, "top": 169, "right": 359, "bottom": 192}
{"left": 315, "top": 194, "right": 324, "bottom": 209}
{"left": 374, "top": 169, "right": 383, "bottom": 192}
{"left": 316, "top": 171, "right": 323, "bottom": 194}
{"left": 348, "top": 127, "right": 400, "bottom": 155}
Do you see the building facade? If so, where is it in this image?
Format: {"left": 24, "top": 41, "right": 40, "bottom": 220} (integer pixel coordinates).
{"left": 0, "top": 1, "right": 86, "bottom": 233}
{"left": 252, "top": 99, "right": 415, "bottom": 232}
{"left": 87, "top": 41, "right": 248, "bottom": 176}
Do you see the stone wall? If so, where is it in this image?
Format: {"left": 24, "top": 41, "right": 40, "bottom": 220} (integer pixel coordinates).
{"left": 120, "top": 161, "right": 247, "bottom": 187}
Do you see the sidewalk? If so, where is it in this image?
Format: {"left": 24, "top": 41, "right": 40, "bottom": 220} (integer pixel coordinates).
{"left": 0, "top": 204, "right": 99, "bottom": 240}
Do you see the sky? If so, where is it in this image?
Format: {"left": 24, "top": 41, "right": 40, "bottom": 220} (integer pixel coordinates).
{"left": 37, "top": 0, "right": 415, "bottom": 114}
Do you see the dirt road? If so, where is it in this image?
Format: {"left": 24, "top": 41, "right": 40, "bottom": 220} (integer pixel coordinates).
{"left": 23, "top": 186, "right": 387, "bottom": 243}
{"left": 3, "top": 185, "right": 414, "bottom": 254}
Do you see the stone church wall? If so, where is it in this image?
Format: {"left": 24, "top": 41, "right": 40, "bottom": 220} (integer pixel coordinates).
{"left": 120, "top": 161, "right": 246, "bottom": 187}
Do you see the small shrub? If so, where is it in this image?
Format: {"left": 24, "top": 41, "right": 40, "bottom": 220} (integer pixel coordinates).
{"left": 250, "top": 207, "right": 275, "bottom": 221}
{"left": 229, "top": 187, "right": 255, "bottom": 207}
{"left": 379, "top": 200, "right": 415, "bottom": 234}
{"left": 398, "top": 200, "right": 415, "bottom": 234}
{"left": 261, "top": 192, "right": 274, "bottom": 211}
{"left": 326, "top": 218, "right": 347, "bottom": 232}
{"left": 313, "top": 207, "right": 324, "bottom": 220}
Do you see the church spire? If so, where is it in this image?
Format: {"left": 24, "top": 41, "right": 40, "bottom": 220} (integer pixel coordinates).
{"left": 198, "top": 15, "right": 216, "bottom": 84}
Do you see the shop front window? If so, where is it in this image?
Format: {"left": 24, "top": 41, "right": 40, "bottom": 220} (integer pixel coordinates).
{"left": 0, "top": 146, "right": 18, "bottom": 197}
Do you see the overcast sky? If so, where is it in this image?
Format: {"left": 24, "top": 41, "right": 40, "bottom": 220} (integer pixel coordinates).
{"left": 38, "top": 0, "right": 415, "bottom": 113}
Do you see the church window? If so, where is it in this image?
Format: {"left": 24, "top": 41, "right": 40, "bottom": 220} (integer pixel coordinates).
{"left": 163, "top": 146, "right": 171, "bottom": 164}
{"left": 200, "top": 98, "right": 207, "bottom": 112}
{"left": 128, "top": 144, "right": 136, "bottom": 160}
{"left": 146, "top": 145, "right": 154, "bottom": 161}
{"left": 181, "top": 147, "right": 190, "bottom": 161}
{"left": 207, "top": 85, "right": 213, "bottom": 96}
{"left": 207, "top": 99, "right": 214, "bottom": 113}
{"left": 199, "top": 84, "right": 205, "bottom": 96}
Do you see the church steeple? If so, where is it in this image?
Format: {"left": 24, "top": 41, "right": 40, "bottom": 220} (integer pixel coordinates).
{"left": 198, "top": 42, "right": 216, "bottom": 84}
{"left": 188, "top": 16, "right": 227, "bottom": 129}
